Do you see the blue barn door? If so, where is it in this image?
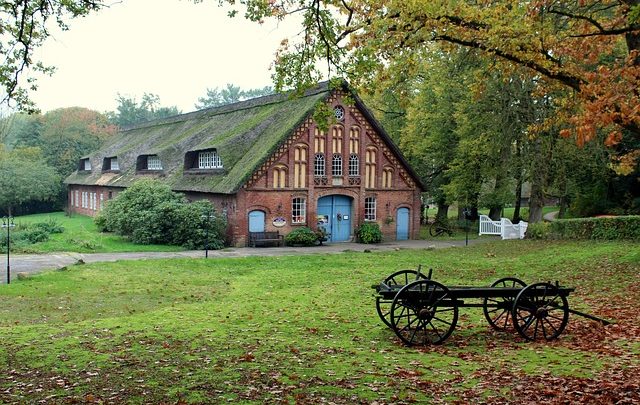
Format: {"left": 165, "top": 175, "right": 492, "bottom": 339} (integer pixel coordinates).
{"left": 396, "top": 207, "right": 410, "bottom": 240}
{"left": 248, "top": 210, "right": 265, "bottom": 232}
{"left": 317, "top": 195, "right": 352, "bottom": 242}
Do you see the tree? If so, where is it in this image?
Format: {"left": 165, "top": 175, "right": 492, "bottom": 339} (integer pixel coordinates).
{"left": 108, "top": 93, "right": 181, "bottom": 127}
{"left": 0, "top": 0, "right": 104, "bottom": 112}
{"left": 194, "top": 83, "right": 273, "bottom": 109}
{"left": 220, "top": 1, "right": 640, "bottom": 165}
{"left": 0, "top": 146, "right": 60, "bottom": 215}
{"left": 40, "top": 107, "right": 117, "bottom": 176}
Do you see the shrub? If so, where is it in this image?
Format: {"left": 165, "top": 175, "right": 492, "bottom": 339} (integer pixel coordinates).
{"left": 548, "top": 216, "right": 640, "bottom": 240}
{"left": 285, "top": 227, "right": 318, "bottom": 246}
{"left": 525, "top": 222, "right": 550, "bottom": 240}
{"left": 33, "top": 218, "right": 64, "bottom": 234}
{"left": 98, "top": 179, "right": 227, "bottom": 249}
{"left": 355, "top": 222, "right": 383, "bottom": 244}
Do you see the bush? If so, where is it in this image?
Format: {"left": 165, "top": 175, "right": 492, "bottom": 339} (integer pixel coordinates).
{"left": 33, "top": 218, "right": 64, "bottom": 234}
{"left": 355, "top": 222, "right": 383, "bottom": 244}
{"left": 546, "top": 216, "right": 640, "bottom": 240}
{"left": 285, "top": 227, "right": 318, "bottom": 246}
{"left": 98, "top": 179, "right": 227, "bottom": 249}
{"left": 525, "top": 222, "right": 550, "bottom": 240}
{"left": 0, "top": 219, "right": 64, "bottom": 251}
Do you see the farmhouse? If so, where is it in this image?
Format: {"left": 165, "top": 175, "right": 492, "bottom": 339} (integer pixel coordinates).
{"left": 65, "top": 81, "right": 425, "bottom": 246}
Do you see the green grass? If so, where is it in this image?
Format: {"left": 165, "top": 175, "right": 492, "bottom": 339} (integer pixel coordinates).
{"left": 12, "top": 212, "right": 184, "bottom": 253}
{"left": 0, "top": 240, "right": 638, "bottom": 403}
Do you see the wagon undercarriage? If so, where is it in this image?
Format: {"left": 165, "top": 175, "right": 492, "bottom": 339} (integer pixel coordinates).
{"left": 374, "top": 268, "right": 610, "bottom": 346}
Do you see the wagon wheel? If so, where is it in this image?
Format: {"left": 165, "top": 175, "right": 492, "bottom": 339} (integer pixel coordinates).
{"left": 482, "top": 277, "right": 527, "bottom": 331}
{"left": 511, "top": 282, "right": 569, "bottom": 341}
{"left": 390, "top": 279, "right": 458, "bottom": 345}
{"left": 376, "top": 270, "right": 428, "bottom": 328}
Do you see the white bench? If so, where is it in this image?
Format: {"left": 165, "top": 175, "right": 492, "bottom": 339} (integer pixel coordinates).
{"left": 479, "top": 214, "right": 528, "bottom": 240}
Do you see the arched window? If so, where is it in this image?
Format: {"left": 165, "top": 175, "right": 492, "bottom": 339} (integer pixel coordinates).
{"left": 349, "top": 154, "right": 359, "bottom": 177}
{"left": 332, "top": 125, "right": 343, "bottom": 154}
{"left": 314, "top": 153, "right": 326, "bottom": 177}
{"left": 332, "top": 154, "right": 343, "bottom": 177}
{"left": 314, "top": 128, "right": 326, "bottom": 154}
{"left": 382, "top": 167, "right": 393, "bottom": 188}
{"left": 272, "top": 165, "right": 287, "bottom": 188}
{"left": 365, "top": 147, "right": 377, "bottom": 188}
{"left": 293, "top": 145, "right": 307, "bottom": 188}
{"left": 349, "top": 126, "right": 360, "bottom": 154}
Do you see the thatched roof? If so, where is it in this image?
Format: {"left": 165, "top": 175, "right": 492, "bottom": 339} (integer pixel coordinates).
{"left": 65, "top": 81, "right": 425, "bottom": 194}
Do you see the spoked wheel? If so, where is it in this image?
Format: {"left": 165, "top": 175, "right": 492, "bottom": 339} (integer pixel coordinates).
{"left": 429, "top": 223, "right": 451, "bottom": 237}
{"left": 376, "top": 270, "right": 428, "bottom": 328}
{"left": 390, "top": 280, "right": 458, "bottom": 345}
{"left": 512, "top": 282, "right": 570, "bottom": 341}
{"left": 483, "top": 277, "right": 527, "bottom": 330}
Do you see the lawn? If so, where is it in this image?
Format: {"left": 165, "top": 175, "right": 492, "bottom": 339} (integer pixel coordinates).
{"left": 0, "top": 240, "right": 638, "bottom": 403}
{"left": 12, "top": 212, "right": 184, "bottom": 253}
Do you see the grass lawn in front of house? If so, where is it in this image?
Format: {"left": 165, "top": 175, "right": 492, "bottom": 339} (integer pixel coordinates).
{"left": 0, "top": 240, "right": 638, "bottom": 403}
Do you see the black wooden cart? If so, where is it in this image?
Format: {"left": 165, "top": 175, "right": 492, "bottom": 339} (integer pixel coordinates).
{"left": 374, "top": 267, "right": 609, "bottom": 346}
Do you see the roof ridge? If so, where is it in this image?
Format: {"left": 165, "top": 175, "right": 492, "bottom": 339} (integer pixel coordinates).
{"left": 121, "top": 81, "right": 331, "bottom": 132}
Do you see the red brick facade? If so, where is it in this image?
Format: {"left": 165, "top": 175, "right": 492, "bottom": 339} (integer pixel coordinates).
{"left": 67, "top": 92, "right": 423, "bottom": 247}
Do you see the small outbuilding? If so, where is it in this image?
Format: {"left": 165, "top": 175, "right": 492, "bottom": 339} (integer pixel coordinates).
{"left": 65, "top": 81, "right": 425, "bottom": 246}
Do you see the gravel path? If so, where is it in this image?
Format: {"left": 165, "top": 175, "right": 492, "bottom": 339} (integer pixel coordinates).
{"left": 1, "top": 238, "right": 494, "bottom": 284}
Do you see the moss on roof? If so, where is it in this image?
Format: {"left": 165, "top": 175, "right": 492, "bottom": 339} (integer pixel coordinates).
{"left": 65, "top": 85, "right": 329, "bottom": 194}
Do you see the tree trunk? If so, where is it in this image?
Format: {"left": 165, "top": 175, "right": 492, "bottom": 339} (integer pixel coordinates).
{"left": 488, "top": 207, "right": 502, "bottom": 221}
{"left": 513, "top": 180, "right": 523, "bottom": 223}
{"left": 436, "top": 204, "right": 449, "bottom": 221}
{"left": 528, "top": 181, "right": 544, "bottom": 223}
{"left": 558, "top": 196, "right": 568, "bottom": 219}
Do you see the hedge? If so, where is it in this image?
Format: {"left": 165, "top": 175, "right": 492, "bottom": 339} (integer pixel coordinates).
{"left": 528, "top": 216, "right": 640, "bottom": 240}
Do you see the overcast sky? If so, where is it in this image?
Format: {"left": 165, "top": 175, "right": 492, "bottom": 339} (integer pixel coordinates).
{"left": 30, "top": 0, "right": 300, "bottom": 114}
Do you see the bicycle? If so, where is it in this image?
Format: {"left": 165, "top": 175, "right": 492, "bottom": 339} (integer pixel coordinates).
{"left": 429, "top": 217, "right": 454, "bottom": 237}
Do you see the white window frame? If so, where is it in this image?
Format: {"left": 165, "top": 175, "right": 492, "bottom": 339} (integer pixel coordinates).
{"left": 292, "top": 197, "right": 306, "bottom": 224}
{"left": 314, "top": 153, "right": 326, "bottom": 177}
{"left": 332, "top": 154, "right": 343, "bottom": 177}
{"left": 147, "top": 155, "right": 162, "bottom": 170}
{"left": 365, "top": 197, "right": 376, "bottom": 221}
{"left": 198, "top": 150, "right": 223, "bottom": 169}
{"left": 110, "top": 157, "right": 119, "bottom": 171}
{"left": 349, "top": 154, "right": 359, "bottom": 176}
{"left": 75, "top": 190, "right": 80, "bottom": 208}
{"left": 82, "top": 159, "right": 91, "bottom": 171}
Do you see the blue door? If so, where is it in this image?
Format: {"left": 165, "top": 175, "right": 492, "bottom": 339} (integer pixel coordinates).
{"left": 396, "top": 207, "right": 410, "bottom": 240}
{"left": 248, "top": 210, "right": 265, "bottom": 232}
{"left": 317, "top": 195, "right": 352, "bottom": 242}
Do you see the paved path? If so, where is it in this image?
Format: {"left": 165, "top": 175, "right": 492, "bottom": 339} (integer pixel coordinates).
{"left": 1, "top": 238, "right": 493, "bottom": 283}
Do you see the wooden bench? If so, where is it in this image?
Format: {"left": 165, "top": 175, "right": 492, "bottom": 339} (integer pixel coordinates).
{"left": 249, "top": 231, "right": 284, "bottom": 247}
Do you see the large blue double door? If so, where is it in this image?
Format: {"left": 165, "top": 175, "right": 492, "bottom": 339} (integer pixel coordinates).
{"left": 317, "top": 195, "right": 352, "bottom": 242}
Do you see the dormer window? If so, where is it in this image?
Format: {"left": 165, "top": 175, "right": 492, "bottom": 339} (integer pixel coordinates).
{"left": 184, "top": 148, "right": 224, "bottom": 172}
{"left": 103, "top": 156, "right": 120, "bottom": 172}
{"left": 198, "top": 149, "right": 223, "bottom": 169}
{"left": 136, "top": 154, "right": 163, "bottom": 171}
{"left": 79, "top": 158, "right": 91, "bottom": 171}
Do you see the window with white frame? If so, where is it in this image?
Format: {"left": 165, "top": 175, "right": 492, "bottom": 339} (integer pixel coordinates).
{"left": 332, "top": 154, "right": 343, "bottom": 176}
{"left": 198, "top": 150, "right": 223, "bottom": 169}
{"left": 75, "top": 190, "right": 79, "bottom": 207}
{"left": 100, "top": 193, "right": 104, "bottom": 210}
{"left": 292, "top": 197, "right": 306, "bottom": 224}
{"left": 147, "top": 155, "right": 163, "bottom": 170}
{"left": 365, "top": 197, "right": 376, "bottom": 221}
{"left": 314, "top": 153, "right": 326, "bottom": 177}
{"left": 83, "top": 159, "right": 91, "bottom": 171}
{"left": 349, "top": 154, "right": 359, "bottom": 176}
{"left": 107, "top": 157, "right": 119, "bottom": 171}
